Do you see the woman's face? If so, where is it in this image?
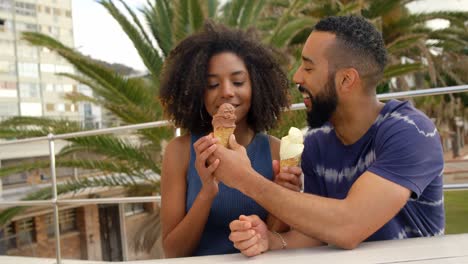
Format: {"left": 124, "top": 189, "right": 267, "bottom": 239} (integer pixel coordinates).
{"left": 204, "top": 52, "right": 252, "bottom": 125}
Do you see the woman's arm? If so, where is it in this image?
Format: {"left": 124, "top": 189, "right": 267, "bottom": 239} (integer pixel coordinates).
{"left": 265, "top": 135, "right": 300, "bottom": 232}
{"left": 161, "top": 135, "right": 219, "bottom": 258}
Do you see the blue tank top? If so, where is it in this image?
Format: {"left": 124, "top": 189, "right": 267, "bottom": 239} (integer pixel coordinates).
{"left": 185, "top": 133, "right": 273, "bottom": 256}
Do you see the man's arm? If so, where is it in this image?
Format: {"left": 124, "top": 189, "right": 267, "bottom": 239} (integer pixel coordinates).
{"left": 242, "top": 170, "right": 409, "bottom": 249}
{"left": 214, "top": 135, "right": 411, "bottom": 249}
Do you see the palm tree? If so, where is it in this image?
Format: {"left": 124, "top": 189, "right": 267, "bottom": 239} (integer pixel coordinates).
{"left": 0, "top": 0, "right": 305, "bottom": 255}
{"left": 0, "top": 0, "right": 467, "bottom": 255}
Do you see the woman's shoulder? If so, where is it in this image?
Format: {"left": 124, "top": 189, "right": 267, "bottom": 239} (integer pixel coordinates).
{"left": 167, "top": 133, "right": 191, "bottom": 148}
{"left": 267, "top": 134, "right": 280, "bottom": 160}
{"left": 164, "top": 133, "right": 192, "bottom": 161}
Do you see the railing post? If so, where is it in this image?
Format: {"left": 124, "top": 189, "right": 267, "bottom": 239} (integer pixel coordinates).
{"left": 48, "top": 133, "right": 62, "bottom": 264}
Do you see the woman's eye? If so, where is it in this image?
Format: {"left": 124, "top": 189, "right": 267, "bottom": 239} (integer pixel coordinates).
{"left": 233, "top": 82, "right": 244, "bottom": 87}
{"left": 207, "top": 83, "right": 219, "bottom": 89}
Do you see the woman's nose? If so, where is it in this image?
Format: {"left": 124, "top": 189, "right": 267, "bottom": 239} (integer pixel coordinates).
{"left": 220, "top": 83, "right": 235, "bottom": 98}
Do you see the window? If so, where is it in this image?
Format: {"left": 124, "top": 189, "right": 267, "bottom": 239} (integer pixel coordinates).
{"left": 16, "top": 218, "right": 36, "bottom": 246}
{"left": 55, "top": 103, "right": 65, "bottom": 112}
{"left": 0, "top": 40, "right": 15, "bottom": 56}
{"left": 53, "top": 8, "right": 61, "bottom": 16}
{"left": 55, "top": 84, "right": 63, "bottom": 93}
{"left": 17, "top": 45, "right": 38, "bottom": 59}
{"left": 65, "top": 103, "right": 76, "bottom": 112}
{"left": 15, "top": 1, "right": 36, "bottom": 17}
{"left": 44, "top": 6, "right": 50, "bottom": 14}
{"left": 63, "top": 84, "right": 73, "bottom": 92}
{"left": 0, "top": 18, "right": 13, "bottom": 32}
{"left": 43, "top": 83, "right": 54, "bottom": 92}
{"left": 19, "top": 83, "right": 40, "bottom": 98}
{"left": 0, "top": 81, "right": 16, "bottom": 97}
{"left": 20, "top": 102, "right": 42, "bottom": 116}
{"left": 18, "top": 62, "right": 38, "bottom": 78}
{"left": 45, "top": 103, "right": 54, "bottom": 112}
{"left": 0, "top": 61, "right": 15, "bottom": 75}
{"left": 65, "top": 10, "right": 71, "bottom": 18}
{"left": 15, "top": 22, "right": 37, "bottom": 32}
{"left": 46, "top": 25, "right": 59, "bottom": 37}
{"left": 46, "top": 209, "right": 77, "bottom": 237}
{"left": 56, "top": 65, "right": 73, "bottom": 74}
{"left": 2, "top": 222, "right": 17, "bottom": 250}
{"left": 125, "top": 203, "right": 146, "bottom": 216}
{"left": 40, "top": 63, "right": 55, "bottom": 73}
{"left": 0, "top": 102, "right": 18, "bottom": 116}
{"left": 0, "top": 0, "right": 13, "bottom": 12}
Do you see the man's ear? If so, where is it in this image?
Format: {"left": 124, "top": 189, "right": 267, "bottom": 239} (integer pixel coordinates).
{"left": 336, "top": 68, "right": 359, "bottom": 93}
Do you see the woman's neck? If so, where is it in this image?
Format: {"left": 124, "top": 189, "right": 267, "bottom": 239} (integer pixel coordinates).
{"left": 233, "top": 121, "right": 255, "bottom": 147}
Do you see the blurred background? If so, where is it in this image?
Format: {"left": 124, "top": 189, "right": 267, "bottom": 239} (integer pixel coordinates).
{"left": 0, "top": 0, "right": 467, "bottom": 261}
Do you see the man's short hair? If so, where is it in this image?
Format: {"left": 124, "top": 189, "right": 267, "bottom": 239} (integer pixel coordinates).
{"left": 315, "top": 16, "right": 388, "bottom": 90}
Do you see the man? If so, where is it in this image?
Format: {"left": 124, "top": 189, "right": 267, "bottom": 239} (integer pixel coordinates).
{"left": 209, "top": 15, "right": 445, "bottom": 256}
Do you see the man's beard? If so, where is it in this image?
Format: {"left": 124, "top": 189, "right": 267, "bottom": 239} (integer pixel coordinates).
{"left": 304, "top": 74, "right": 338, "bottom": 129}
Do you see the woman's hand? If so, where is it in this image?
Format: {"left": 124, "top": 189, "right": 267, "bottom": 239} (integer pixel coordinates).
{"left": 193, "top": 134, "right": 220, "bottom": 199}
{"left": 272, "top": 160, "right": 303, "bottom": 192}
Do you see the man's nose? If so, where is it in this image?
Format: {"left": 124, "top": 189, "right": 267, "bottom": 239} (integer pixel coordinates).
{"left": 292, "top": 67, "right": 303, "bottom": 84}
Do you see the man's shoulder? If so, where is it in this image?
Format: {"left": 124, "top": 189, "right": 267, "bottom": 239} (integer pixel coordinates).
{"left": 377, "top": 100, "right": 436, "bottom": 135}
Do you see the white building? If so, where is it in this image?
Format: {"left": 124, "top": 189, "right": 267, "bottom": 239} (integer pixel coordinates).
{"left": 0, "top": 0, "right": 79, "bottom": 121}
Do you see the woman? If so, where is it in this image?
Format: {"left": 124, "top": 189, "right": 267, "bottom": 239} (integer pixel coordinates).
{"left": 159, "top": 22, "right": 301, "bottom": 257}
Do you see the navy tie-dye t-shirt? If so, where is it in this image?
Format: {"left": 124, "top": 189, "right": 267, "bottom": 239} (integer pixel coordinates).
{"left": 302, "top": 99, "right": 445, "bottom": 241}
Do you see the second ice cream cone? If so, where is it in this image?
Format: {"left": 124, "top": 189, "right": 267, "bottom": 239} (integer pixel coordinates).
{"left": 280, "top": 156, "right": 301, "bottom": 168}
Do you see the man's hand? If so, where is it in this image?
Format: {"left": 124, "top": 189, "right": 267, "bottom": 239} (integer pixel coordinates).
{"left": 212, "top": 135, "right": 253, "bottom": 189}
{"left": 272, "top": 160, "right": 303, "bottom": 192}
{"left": 229, "top": 215, "right": 269, "bottom": 257}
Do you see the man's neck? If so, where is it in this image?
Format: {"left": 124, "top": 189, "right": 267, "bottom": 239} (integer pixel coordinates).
{"left": 331, "top": 97, "right": 384, "bottom": 145}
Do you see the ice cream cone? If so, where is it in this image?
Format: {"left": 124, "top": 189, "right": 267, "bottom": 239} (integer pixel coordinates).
{"left": 279, "top": 127, "right": 304, "bottom": 168}
{"left": 212, "top": 103, "right": 237, "bottom": 148}
{"left": 280, "top": 156, "right": 301, "bottom": 168}
{"left": 214, "top": 126, "right": 235, "bottom": 148}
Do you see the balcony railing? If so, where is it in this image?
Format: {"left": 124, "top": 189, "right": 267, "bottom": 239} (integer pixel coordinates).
{"left": 1, "top": 84, "right": 468, "bottom": 263}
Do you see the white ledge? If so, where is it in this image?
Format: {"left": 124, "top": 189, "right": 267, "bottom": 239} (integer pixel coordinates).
{"left": 1, "top": 233, "right": 468, "bottom": 263}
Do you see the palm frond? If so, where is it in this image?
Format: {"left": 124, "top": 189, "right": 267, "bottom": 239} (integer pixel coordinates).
{"left": 386, "top": 33, "right": 427, "bottom": 54}
{"left": 384, "top": 62, "right": 425, "bottom": 79}
{"left": 141, "top": 0, "right": 173, "bottom": 57}
{"left": 188, "top": 0, "right": 205, "bottom": 32}
{"left": 172, "top": 0, "right": 190, "bottom": 43}
{"left": 0, "top": 116, "right": 81, "bottom": 138}
{"left": 98, "top": 0, "right": 163, "bottom": 80}
{"left": 270, "top": 17, "right": 316, "bottom": 47}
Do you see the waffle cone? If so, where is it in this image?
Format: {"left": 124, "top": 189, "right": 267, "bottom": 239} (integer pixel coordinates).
{"left": 280, "top": 156, "right": 301, "bottom": 168}
{"left": 213, "top": 127, "right": 235, "bottom": 148}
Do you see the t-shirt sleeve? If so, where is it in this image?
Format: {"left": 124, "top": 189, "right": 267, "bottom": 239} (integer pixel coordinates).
{"left": 367, "top": 116, "right": 444, "bottom": 198}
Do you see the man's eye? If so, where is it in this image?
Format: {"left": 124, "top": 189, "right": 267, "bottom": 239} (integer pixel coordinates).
{"left": 304, "top": 68, "right": 313, "bottom": 72}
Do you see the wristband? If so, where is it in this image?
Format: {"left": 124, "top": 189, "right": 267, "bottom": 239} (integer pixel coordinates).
{"left": 272, "top": 231, "right": 287, "bottom": 249}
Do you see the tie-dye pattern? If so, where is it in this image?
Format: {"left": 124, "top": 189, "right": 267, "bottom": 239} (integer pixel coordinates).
{"left": 302, "top": 99, "right": 445, "bottom": 241}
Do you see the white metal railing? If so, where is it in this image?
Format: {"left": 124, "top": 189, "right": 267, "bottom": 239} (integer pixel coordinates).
{"left": 1, "top": 85, "right": 468, "bottom": 263}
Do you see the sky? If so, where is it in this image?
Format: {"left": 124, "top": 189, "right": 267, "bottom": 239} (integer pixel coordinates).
{"left": 72, "top": 0, "right": 468, "bottom": 72}
{"left": 72, "top": 0, "right": 147, "bottom": 71}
